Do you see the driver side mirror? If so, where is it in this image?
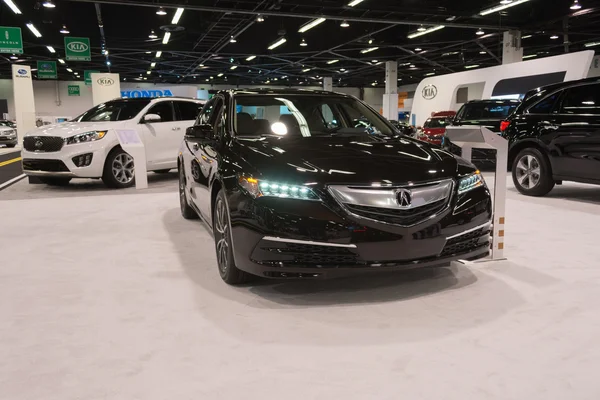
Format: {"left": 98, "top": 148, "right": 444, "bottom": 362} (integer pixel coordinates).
{"left": 143, "top": 113, "right": 161, "bottom": 123}
{"left": 186, "top": 124, "right": 213, "bottom": 139}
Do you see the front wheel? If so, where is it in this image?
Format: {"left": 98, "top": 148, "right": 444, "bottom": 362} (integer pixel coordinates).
{"left": 5, "top": 144, "right": 16, "bottom": 148}
{"left": 102, "top": 148, "right": 135, "bottom": 189}
{"left": 213, "top": 190, "right": 250, "bottom": 285}
{"left": 512, "top": 148, "right": 554, "bottom": 196}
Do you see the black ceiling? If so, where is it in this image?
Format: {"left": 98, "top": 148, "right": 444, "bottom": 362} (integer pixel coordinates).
{"left": 1, "top": 0, "right": 599, "bottom": 87}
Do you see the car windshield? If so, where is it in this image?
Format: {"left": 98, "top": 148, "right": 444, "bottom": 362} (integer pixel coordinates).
{"left": 457, "top": 102, "right": 518, "bottom": 121}
{"left": 424, "top": 117, "right": 449, "bottom": 128}
{"left": 74, "top": 100, "right": 151, "bottom": 122}
{"left": 234, "top": 94, "right": 394, "bottom": 137}
{"left": 0, "top": 121, "right": 15, "bottom": 128}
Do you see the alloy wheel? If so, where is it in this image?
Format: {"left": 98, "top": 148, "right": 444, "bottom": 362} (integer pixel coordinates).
{"left": 112, "top": 153, "right": 135, "bottom": 184}
{"left": 515, "top": 154, "right": 541, "bottom": 189}
{"left": 214, "top": 198, "right": 230, "bottom": 274}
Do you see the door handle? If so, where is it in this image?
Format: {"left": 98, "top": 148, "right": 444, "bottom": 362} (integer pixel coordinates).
{"left": 172, "top": 127, "right": 181, "bottom": 131}
{"left": 539, "top": 121, "right": 559, "bottom": 130}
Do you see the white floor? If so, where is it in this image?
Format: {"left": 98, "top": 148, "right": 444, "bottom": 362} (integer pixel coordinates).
{"left": 1, "top": 176, "right": 600, "bottom": 400}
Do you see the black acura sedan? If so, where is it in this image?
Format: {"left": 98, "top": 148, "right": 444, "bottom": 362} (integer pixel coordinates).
{"left": 178, "top": 89, "right": 492, "bottom": 284}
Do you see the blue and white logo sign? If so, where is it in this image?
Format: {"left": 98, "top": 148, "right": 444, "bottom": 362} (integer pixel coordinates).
{"left": 121, "top": 89, "right": 174, "bottom": 98}
{"left": 15, "top": 68, "right": 29, "bottom": 78}
{"left": 17, "top": 68, "right": 27, "bottom": 75}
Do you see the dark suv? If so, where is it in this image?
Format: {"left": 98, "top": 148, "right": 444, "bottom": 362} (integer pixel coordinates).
{"left": 501, "top": 77, "right": 600, "bottom": 196}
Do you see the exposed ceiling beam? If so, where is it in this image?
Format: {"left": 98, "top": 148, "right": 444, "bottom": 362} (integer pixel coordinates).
{"left": 476, "top": 42, "right": 501, "bottom": 64}
{"left": 62, "top": 0, "right": 518, "bottom": 31}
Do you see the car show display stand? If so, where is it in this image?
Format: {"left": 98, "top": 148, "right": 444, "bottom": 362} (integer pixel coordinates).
{"left": 114, "top": 129, "right": 148, "bottom": 190}
{"left": 445, "top": 126, "right": 509, "bottom": 261}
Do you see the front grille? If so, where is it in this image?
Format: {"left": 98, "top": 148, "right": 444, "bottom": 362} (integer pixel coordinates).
{"left": 22, "top": 159, "right": 70, "bottom": 172}
{"left": 256, "top": 242, "right": 359, "bottom": 266}
{"left": 345, "top": 198, "right": 448, "bottom": 226}
{"left": 440, "top": 227, "right": 490, "bottom": 258}
{"left": 23, "top": 136, "right": 65, "bottom": 152}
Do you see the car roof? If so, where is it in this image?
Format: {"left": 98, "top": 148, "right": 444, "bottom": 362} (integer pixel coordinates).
{"left": 108, "top": 97, "right": 204, "bottom": 103}
{"left": 534, "top": 76, "right": 600, "bottom": 93}
{"left": 221, "top": 88, "right": 354, "bottom": 97}
{"left": 465, "top": 99, "right": 521, "bottom": 104}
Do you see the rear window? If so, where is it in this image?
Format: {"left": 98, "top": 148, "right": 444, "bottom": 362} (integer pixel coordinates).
{"left": 457, "top": 102, "right": 518, "bottom": 121}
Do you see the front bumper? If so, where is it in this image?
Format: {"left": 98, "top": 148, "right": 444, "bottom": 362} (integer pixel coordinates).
{"left": 0, "top": 134, "right": 17, "bottom": 146}
{"left": 227, "top": 184, "right": 492, "bottom": 279}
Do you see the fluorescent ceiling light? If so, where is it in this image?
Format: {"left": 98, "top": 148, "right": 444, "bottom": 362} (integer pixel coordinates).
{"left": 217, "top": 73, "right": 224, "bottom": 77}
{"left": 298, "top": 18, "right": 326, "bottom": 33}
{"left": 246, "top": 55, "right": 256, "bottom": 61}
{"left": 584, "top": 42, "right": 600, "bottom": 47}
{"left": 58, "top": 58, "right": 65, "bottom": 64}
{"left": 3, "top": 0, "right": 21, "bottom": 14}
{"left": 150, "top": 62, "right": 156, "bottom": 67}
{"left": 146, "top": 71, "right": 151, "bottom": 75}
{"left": 348, "top": 0, "right": 364, "bottom": 6}
{"left": 42, "top": 0, "right": 55, "bottom": 8}
{"left": 66, "top": 68, "right": 73, "bottom": 72}
{"left": 60, "top": 25, "right": 69, "bottom": 34}
{"left": 156, "top": 7, "right": 167, "bottom": 15}
{"left": 162, "top": 32, "right": 171, "bottom": 44}
{"left": 465, "top": 64, "right": 480, "bottom": 69}
{"left": 327, "top": 59, "right": 339, "bottom": 64}
{"left": 361, "top": 47, "right": 379, "bottom": 54}
{"left": 407, "top": 25, "right": 444, "bottom": 39}
{"left": 522, "top": 34, "right": 532, "bottom": 39}
{"left": 268, "top": 37, "right": 286, "bottom": 50}
{"left": 26, "top": 23, "right": 42, "bottom": 38}
{"left": 424, "top": 72, "right": 435, "bottom": 76}
{"left": 156, "top": 51, "right": 162, "bottom": 58}
{"left": 230, "top": 65, "right": 237, "bottom": 70}
{"left": 172, "top": 8, "right": 184, "bottom": 24}
{"left": 480, "top": 0, "right": 530, "bottom": 16}
{"left": 302, "top": 68, "right": 311, "bottom": 72}
{"left": 523, "top": 54, "right": 537, "bottom": 59}
{"left": 46, "top": 46, "right": 55, "bottom": 53}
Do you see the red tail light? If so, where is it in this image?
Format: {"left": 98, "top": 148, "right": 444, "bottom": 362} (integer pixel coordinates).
{"left": 500, "top": 120, "right": 510, "bottom": 132}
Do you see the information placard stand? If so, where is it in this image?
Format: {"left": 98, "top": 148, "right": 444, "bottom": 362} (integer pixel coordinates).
{"left": 114, "top": 129, "right": 147, "bottom": 190}
{"left": 445, "top": 126, "right": 509, "bottom": 261}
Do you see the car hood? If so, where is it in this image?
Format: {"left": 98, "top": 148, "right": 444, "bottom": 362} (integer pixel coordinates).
{"left": 234, "top": 135, "right": 469, "bottom": 185}
{"left": 23, "top": 122, "right": 119, "bottom": 138}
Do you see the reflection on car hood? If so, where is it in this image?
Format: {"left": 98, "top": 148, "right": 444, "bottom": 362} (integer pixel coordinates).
{"left": 235, "top": 135, "right": 467, "bottom": 185}
{"left": 23, "top": 122, "right": 119, "bottom": 138}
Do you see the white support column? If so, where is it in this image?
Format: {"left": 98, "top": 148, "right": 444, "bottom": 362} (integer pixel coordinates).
{"left": 12, "top": 65, "right": 36, "bottom": 144}
{"left": 502, "top": 30, "right": 523, "bottom": 64}
{"left": 382, "top": 61, "right": 398, "bottom": 120}
{"left": 323, "top": 77, "right": 333, "bottom": 91}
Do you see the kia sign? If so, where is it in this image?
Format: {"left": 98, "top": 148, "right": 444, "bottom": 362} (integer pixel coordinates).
{"left": 64, "top": 36, "right": 91, "bottom": 61}
{"left": 121, "top": 89, "right": 174, "bottom": 98}
{"left": 97, "top": 77, "right": 115, "bottom": 86}
{"left": 422, "top": 84, "right": 438, "bottom": 100}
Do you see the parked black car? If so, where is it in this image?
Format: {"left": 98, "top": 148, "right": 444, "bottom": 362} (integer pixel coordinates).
{"left": 448, "top": 99, "right": 520, "bottom": 167}
{"left": 388, "top": 119, "right": 416, "bottom": 137}
{"left": 178, "top": 89, "right": 492, "bottom": 284}
{"left": 501, "top": 77, "right": 600, "bottom": 196}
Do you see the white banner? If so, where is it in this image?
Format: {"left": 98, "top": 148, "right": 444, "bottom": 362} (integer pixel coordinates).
{"left": 12, "top": 64, "right": 36, "bottom": 144}
{"left": 91, "top": 73, "right": 121, "bottom": 106}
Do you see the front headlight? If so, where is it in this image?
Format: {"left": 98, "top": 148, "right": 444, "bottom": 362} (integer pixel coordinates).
{"left": 65, "top": 131, "right": 107, "bottom": 145}
{"left": 458, "top": 171, "right": 485, "bottom": 194}
{"left": 239, "top": 176, "right": 320, "bottom": 200}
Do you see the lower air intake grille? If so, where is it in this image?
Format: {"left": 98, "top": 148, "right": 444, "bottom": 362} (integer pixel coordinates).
{"left": 440, "top": 227, "right": 490, "bottom": 257}
{"left": 256, "top": 241, "right": 359, "bottom": 266}
{"left": 345, "top": 198, "right": 448, "bottom": 226}
{"left": 22, "top": 159, "right": 69, "bottom": 172}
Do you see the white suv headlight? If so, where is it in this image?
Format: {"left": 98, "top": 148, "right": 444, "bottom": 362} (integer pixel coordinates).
{"left": 65, "top": 131, "right": 107, "bottom": 145}
{"left": 458, "top": 171, "right": 485, "bottom": 194}
{"left": 239, "top": 176, "right": 320, "bottom": 200}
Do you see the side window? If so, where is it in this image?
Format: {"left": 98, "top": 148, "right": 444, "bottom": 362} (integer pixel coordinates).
{"left": 197, "top": 99, "right": 216, "bottom": 125}
{"left": 147, "top": 101, "right": 174, "bottom": 122}
{"left": 208, "top": 98, "right": 224, "bottom": 126}
{"left": 529, "top": 92, "right": 561, "bottom": 114}
{"left": 560, "top": 85, "right": 600, "bottom": 115}
{"left": 320, "top": 104, "right": 339, "bottom": 129}
{"left": 176, "top": 101, "right": 203, "bottom": 121}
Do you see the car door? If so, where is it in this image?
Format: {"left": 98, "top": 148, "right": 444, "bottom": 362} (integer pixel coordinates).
{"left": 542, "top": 83, "right": 600, "bottom": 181}
{"left": 187, "top": 97, "right": 225, "bottom": 221}
{"left": 138, "top": 100, "right": 179, "bottom": 168}
{"left": 174, "top": 100, "right": 204, "bottom": 149}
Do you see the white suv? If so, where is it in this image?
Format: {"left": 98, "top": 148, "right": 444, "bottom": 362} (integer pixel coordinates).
{"left": 22, "top": 97, "right": 205, "bottom": 188}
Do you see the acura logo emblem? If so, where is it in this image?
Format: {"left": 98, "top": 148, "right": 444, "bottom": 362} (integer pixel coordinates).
{"left": 396, "top": 189, "right": 412, "bottom": 208}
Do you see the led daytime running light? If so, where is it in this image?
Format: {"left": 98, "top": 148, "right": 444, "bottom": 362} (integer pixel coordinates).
{"left": 239, "top": 176, "right": 319, "bottom": 200}
{"left": 458, "top": 171, "right": 484, "bottom": 194}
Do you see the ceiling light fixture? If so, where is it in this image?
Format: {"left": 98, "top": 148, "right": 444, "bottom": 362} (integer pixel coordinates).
{"left": 156, "top": 51, "right": 162, "bottom": 58}
{"left": 156, "top": 7, "right": 167, "bottom": 15}
{"left": 149, "top": 30, "right": 157, "bottom": 39}
{"left": 218, "top": 73, "right": 224, "bottom": 77}
{"left": 500, "top": 0, "right": 512, "bottom": 4}
{"left": 570, "top": 0, "right": 582, "bottom": 10}
{"left": 465, "top": 64, "right": 480, "bottom": 69}
{"left": 9, "top": 54, "right": 17, "bottom": 60}
{"left": 407, "top": 25, "right": 445, "bottom": 39}
{"left": 26, "top": 23, "right": 42, "bottom": 38}
{"left": 60, "top": 25, "right": 69, "bottom": 34}
{"left": 361, "top": 47, "right": 379, "bottom": 53}
{"left": 106, "top": 61, "right": 111, "bottom": 66}
{"left": 372, "top": 59, "right": 378, "bottom": 63}
{"left": 415, "top": 47, "right": 422, "bottom": 52}
{"left": 479, "top": 0, "right": 529, "bottom": 16}
{"left": 302, "top": 68, "right": 311, "bottom": 72}
{"left": 417, "top": 25, "right": 427, "bottom": 32}
{"left": 67, "top": 68, "right": 73, "bottom": 72}
{"left": 162, "top": 32, "right": 171, "bottom": 44}
{"left": 522, "top": 34, "right": 532, "bottom": 39}
{"left": 340, "top": 20, "right": 350, "bottom": 28}
{"left": 46, "top": 46, "right": 55, "bottom": 53}
{"left": 584, "top": 41, "right": 600, "bottom": 47}
{"left": 246, "top": 55, "right": 256, "bottom": 61}
{"left": 424, "top": 72, "right": 435, "bottom": 76}
{"left": 550, "top": 35, "right": 559, "bottom": 39}
{"left": 476, "top": 28, "right": 485, "bottom": 35}
{"left": 172, "top": 8, "right": 184, "bottom": 24}
{"left": 150, "top": 62, "right": 156, "bottom": 67}
{"left": 42, "top": 0, "right": 55, "bottom": 8}
{"left": 268, "top": 37, "right": 287, "bottom": 50}
{"left": 230, "top": 65, "right": 237, "bottom": 70}
{"left": 298, "top": 18, "right": 326, "bottom": 33}
{"left": 3, "top": 0, "right": 21, "bottom": 14}
{"left": 146, "top": 70, "right": 151, "bottom": 75}
{"left": 327, "top": 59, "right": 339, "bottom": 64}
{"left": 58, "top": 58, "right": 65, "bottom": 64}
{"left": 300, "top": 38, "right": 308, "bottom": 47}
{"left": 522, "top": 54, "right": 537, "bottom": 59}
{"left": 256, "top": 14, "right": 265, "bottom": 22}
{"left": 480, "top": 51, "right": 487, "bottom": 54}
{"left": 348, "top": 0, "right": 364, "bottom": 6}
{"left": 229, "top": 36, "right": 237, "bottom": 43}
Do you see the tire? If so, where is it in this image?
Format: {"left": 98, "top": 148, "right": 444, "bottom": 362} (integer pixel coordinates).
{"left": 154, "top": 169, "right": 171, "bottom": 174}
{"left": 178, "top": 164, "right": 198, "bottom": 220}
{"left": 512, "top": 148, "right": 555, "bottom": 196}
{"left": 40, "top": 177, "right": 71, "bottom": 186}
{"left": 5, "top": 144, "right": 16, "bottom": 148}
{"left": 102, "top": 147, "right": 135, "bottom": 189}
{"left": 213, "top": 189, "right": 250, "bottom": 285}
